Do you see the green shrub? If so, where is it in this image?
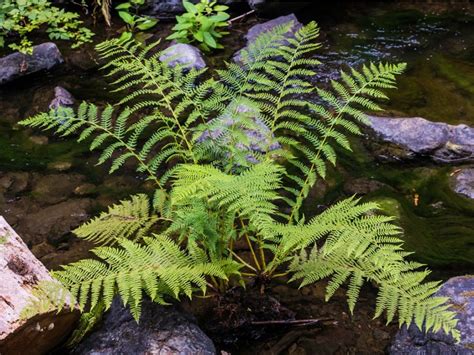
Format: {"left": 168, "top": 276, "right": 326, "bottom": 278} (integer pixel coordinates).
{"left": 115, "top": 0, "right": 158, "bottom": 43}
{"left": 21, "top": 22, "right": 459, "bottom": 342}
{"left": 0, "top": 0, "right": 94, "bottom": 54}
{"left": 167, "top": 0, "right": 229, "bottom": 51}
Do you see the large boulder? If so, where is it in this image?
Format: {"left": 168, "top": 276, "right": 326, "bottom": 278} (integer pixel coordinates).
{"left": 0, "top": 43, "right": 63, "bottom": 85}
{"left": 451, "top": 168, "right": 474, "bottom": 200}
{"left": 73, "top": 298, "right": 216, "bottom": 355}
{"left": 390, "top": 275, "right": 474, "bottom": 354}
{"left": 159, "top": 43, "right": 207, "bottom": 70}
{"left": 233, "top": 14, "right": 303, "bottom": 63}
{"left": 367, "top": 116, "right": 474, "bottom": 163}
{"left": 0, "top": 217, "right": 79, "bottom": 355}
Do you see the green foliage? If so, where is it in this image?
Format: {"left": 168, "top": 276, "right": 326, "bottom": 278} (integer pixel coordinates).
{"left": 115, "top": 0, "right": 158, "bottom": 43}
{"left": 167, "top": 0, "right": 230, "bottom": 52}
{"left": 21, "top": 21, "right": 460, "bottom": 341}
{"left": 74, "top": 194, "right": 159, "bottom": 245}
{"left": 0, "top": 0, "right": 94, "bottom": 54}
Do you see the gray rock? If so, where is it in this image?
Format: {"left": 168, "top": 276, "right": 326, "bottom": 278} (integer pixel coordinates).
{"left": 73, "top": 298, "right": 216, "bottom": 355}
{"left": 390, "top": 275, "right": 474, "bottom": 355}
{"left": 197, "top": 99, "right": 280, "bottom": 164}
{"left": 233, "top": 14, "right": 303, "bottom": 63}
{"left": 159, "top": 43, "right": 207, "bottom": 70}
{"left": 368, "top": 116, "right": 474, "bottom": 163}
{"left": 49, "top": 86, "right": 75, "bottom": 110}
{"left": 451, "top": 168, "right": 474, "bottom": 199}
{"left": 145, "top": 0, "right": 238, "bottom": 18}
{"left": 0, "top": 43, "right": 63, "bottom": 85}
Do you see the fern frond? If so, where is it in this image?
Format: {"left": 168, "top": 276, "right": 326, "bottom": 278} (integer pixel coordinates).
{"left": 53, "top": 236, "right": 240, "bottom": 320}
{"left": 74, "top": 194, "right": 158, "bottom": 245}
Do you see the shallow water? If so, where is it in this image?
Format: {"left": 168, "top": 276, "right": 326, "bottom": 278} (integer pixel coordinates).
{"left": 0, "top": 3, "right": 473, "bottom": 273}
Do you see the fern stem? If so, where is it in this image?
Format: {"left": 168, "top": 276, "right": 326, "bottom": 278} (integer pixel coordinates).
{"left": 228, "top": 249, "right": 257, "bottom": 272}
{"left": 244, "top": 231, "right": 262, "bottom": 271}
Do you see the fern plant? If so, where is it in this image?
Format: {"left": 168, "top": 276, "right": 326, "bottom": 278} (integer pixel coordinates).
{"left": 21, "top": 21, "right": 460, "bottom": 341}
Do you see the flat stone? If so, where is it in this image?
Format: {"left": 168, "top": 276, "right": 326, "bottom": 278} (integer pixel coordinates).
{"left": 73, "top": 298, "right": 216, "bottom": 355}
{"left": 32, "top": 174, "right": 85, "bottom": 204}
{"left": 390, "top": 275, "right": 474, "bottom": 354}
{"left": 0, "top": 43, "right": 63, "bottom": 85}
{"left": 451, "top": 168, "right": 474, "bottom": 199}
{"left": 159, "top": 43, "right": 206, "bottom": 70}
{"left": 21, "top": 199, "right": 92, "bottom": 246}
{"left": 368, "top": 116, "right": 474, "bottom": 163}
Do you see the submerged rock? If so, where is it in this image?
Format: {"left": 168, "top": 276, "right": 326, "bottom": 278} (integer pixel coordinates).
{"left": 73, "top": 298, "right": 216, "bottom": 355}
{"left": 390, "top": 275, "right": 474, "bottom": 354}
{"left": 233, "top": 14, "right": 303, "bottom": 62}
{"left": 451, "top": 168, "right": 474, "bottom": 200}
{"left": 0, "top": 43, "right": 63, "bottom": 85}
{"left": 367, "top": 116, "right": 474, "bottom": 163}
{"left": 159, "top": 43, "right": 206, "bottom": 70}
{"left": 49, "top": 86, "right": 75, "bottom": 110}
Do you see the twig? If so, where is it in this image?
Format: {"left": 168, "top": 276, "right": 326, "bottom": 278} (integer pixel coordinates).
{"left": 229, "top": 9, "right": 256, "bottom": 25}
{"left": 250, "top": 318, "right": 336, "bottom": 326}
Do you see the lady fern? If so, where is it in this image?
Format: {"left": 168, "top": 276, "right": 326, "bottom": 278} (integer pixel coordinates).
{"left": 21, "top": 20, "right": 459, "bottom": 341}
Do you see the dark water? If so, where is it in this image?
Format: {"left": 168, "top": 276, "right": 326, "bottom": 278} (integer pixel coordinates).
{"left": 0, "top": 3, "right": 473, "bottom": 272}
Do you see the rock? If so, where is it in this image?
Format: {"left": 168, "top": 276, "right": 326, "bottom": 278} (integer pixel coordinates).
{"left": 144, "top": 0, "right": 241, "bottom": 19}
{"left": 32, "top": 174, "right": 85, "bottom": 205}
{"left": 0, "top": 43, "right": 63, "bottom": 85}
{"left": 390, "top": 275, "right": 474, "bottom": 354}
{"left": 196, "top": 99, "right": 280, "bottom": 163}
{"left": 0, "top": 172, "right": 30, "bottom": 194}
{"left": 73, "top": 298, "right": 216, "bottom": 355}
{"left": 21, "top": 199, "right": 92, "bottom": 246}
{"left": 47, "top": 161, "right": 73, "bottom": 172}
{"left": 29, "top": 135, "right": 49, "bottom": 145}
{"left": 451, "top": 168, "right": 474, "bottom": 199}
{"left": 367, "top": 116, "right": 474, "bottom": 163}
{"left": 248, "top": 0, "right": 311, "bottom": 15}
{"left": 0, "top": 217, "right": 79, "bottom": 354}
{"left": 73, "top": 183, "right": 97, "bottom": 197}
{"left": 233, "top": 14, "right": 303, "bottom": 63}
{"left": 159, "top": 43, "right": 207, "bottom": 70}
{"left": 343, "top": 177, "right": 388, "bottom": 195}
{"left": 49, "top": 86, "right": 75, "bottom": 110}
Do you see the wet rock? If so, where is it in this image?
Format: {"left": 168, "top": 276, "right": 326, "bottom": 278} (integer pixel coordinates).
{"left": 0, "top": 43, "right": 63, "bottom": 85}
{"left": 367, "top": 116, "right": 474, "bottom": 163}
{"left": 343, "top": 177, "right": 388, "bottom": 195}
{"left": 159, "top": 43, "right": 207, "bottom": 70}
{"left": 29, "top": 135, "right": 49, "bottom": 145}
{"left": 0, "top": 217, "right": 79, "bottom": 355}
{"left": 451, "top": 168, "right": 474, "bottom": 199}
{"left": 47, "top": 160, "right": 73, "bottom": 172}
{"left": 49, "top": 86, "right": 75, "bottom": 110}
{"left": 21, "top": 199, "right": 92, "bottom": 246}
{"left": 145, "top": 0, "right": 240, "bottom": 19}
{"left": 233, "top": 14, "right": 303, "bottom": 63}
{"left": 73, "top": 298, "right": 216, "bottom": 355}
{"left": 0, "top": 172, "right": 30, "bottom": 194}
{"left": 73, "top": 183, "right": 97, "bottom": 197}
{"left": 248, "top": 0, "right": 311, "bottom": 15}
{"left": 32, "top": 174, "right": 85, "bottom": 204}
{"left": 390, "top": 275, "right": 474, "bottom": 354}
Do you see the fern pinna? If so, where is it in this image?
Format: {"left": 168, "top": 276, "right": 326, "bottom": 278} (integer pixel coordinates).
{"left": 21, "top": 21, "right": 459, "bottom": 341}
